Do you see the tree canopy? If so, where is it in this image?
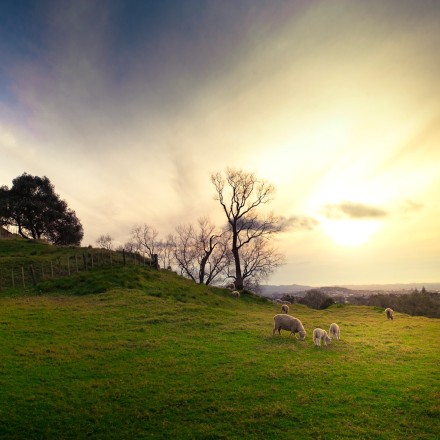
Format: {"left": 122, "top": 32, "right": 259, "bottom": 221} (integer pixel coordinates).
{"left": 0, "top": 173, "right": 83, "bottom": 245}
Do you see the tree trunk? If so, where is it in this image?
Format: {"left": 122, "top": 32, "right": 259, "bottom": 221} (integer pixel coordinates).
{"left": 232, "top": 232, "right": 243, "bottom": 289}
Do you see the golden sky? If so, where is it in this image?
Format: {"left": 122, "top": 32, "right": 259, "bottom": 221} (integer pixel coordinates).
{"left": 1, "top": 0, "right": 439, "bottom": 285}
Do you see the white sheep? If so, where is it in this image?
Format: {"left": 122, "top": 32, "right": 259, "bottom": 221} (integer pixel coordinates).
{"left": 226, "top": 281, "right": 236, "bottom": 290}
{"left": 329, "top": 323, "right": 340, "bottom": 340}
{"left": 272, "top": 314, "right": 306, "bottom": 340}
{"left": 281, "top": 304, "right": 289, "bottom": 314}
{"left": 313, "top": 328, "right": 331, "bottom": 346}
{"left": 231, "top": 290, "right": 240, "bottom": 298}
{"left": 385, "top": 308, "right": 394, "bottom": 320}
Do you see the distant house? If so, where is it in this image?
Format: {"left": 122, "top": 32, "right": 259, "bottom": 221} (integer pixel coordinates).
{"left": 0, "top": 226, "right": 15, "bottom": 239}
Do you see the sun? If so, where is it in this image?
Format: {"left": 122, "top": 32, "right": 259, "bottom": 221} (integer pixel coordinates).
{"left": 321, "top": 219, "right": 380, "bottom": 247}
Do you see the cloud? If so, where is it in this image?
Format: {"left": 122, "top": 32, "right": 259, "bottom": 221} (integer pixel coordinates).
{"left": 321, "top": 202, "right": 388, "bottom": 220}
{"left": 279, "top": 215, "right": 319, "bottom": 231}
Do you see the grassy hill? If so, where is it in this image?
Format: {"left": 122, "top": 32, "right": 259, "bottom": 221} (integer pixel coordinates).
{"left": 0, "top": 240, "right": 439, "bottom": 439}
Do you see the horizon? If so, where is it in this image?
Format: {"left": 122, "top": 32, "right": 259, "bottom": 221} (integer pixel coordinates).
{"left": 1, "top": 1, "right": 439, "bottom": 286}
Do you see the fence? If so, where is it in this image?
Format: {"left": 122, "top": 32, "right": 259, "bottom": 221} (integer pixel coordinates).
{"left": 0, "top": 249, "right": 159, "bottom": 292}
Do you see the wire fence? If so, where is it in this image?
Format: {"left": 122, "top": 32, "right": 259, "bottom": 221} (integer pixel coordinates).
{"left": 0, "top": 249, "right": 158, "bottom": 292}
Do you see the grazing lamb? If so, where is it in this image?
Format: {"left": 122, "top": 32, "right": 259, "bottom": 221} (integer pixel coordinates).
{"left": 231, "top": 290, "right": 240, "bottom": 298}
{"left": 226, "top": 282, "right": 236, "bottom": 290}
{"left": 313, "top": 328, "right": 331, "bottom": 346}
{"left": 329, "top": 323, "right": 340, "bottom": 340}
{"left": 385, "top": 308, "right": 394, "bottom": 320}
{"left": 281, "top": 304, "right": 289, "bottom": 314}
{"left": 272, "top": 314, "right": 306, "bottom": 340}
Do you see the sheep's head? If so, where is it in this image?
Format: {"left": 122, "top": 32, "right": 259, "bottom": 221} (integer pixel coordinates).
{"left": 299, "top": 331, "right": 306, "bottom": 340}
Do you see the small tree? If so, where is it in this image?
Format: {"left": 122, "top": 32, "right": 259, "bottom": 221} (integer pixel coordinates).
{"left": 130, "top": 224, "right": 159, "bottom": 261}
{"left": 96, "top": 234, "right": 114, "bottom": 250}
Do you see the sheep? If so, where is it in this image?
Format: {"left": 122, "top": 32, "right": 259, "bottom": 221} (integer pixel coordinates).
{"left": 272, "top": 314, "right": 306, "bottom": 340}
{"left": 329, "top": 323, "right": 340, "bottom": 340}
{"left": 313, "top": 328, "right": 331, "bottom": 346}
{"left": 385, "top": 308, "right": 394, "bottom": 320}
{"left": 281, "top": 304, "right": 289, "bottom": 314}
{"left": 231, "top": 290, "right": 240, "bottom": 298}
{"left": 226, "top": 281, "right": 236, "bottom": 290}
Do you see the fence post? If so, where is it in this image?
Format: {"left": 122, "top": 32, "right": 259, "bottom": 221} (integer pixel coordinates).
{"left": 67, "top": 256, "right": 71, "bottom": 275}
{"left": 123, "top": 249, "right": 126, "bottom": 265}
{"left": 91, "top": 252, "right": 94, "bottom": 268}
{"left": 30, "top": 265, "right": 37, "bottom": 286}
{"left": 50, "top": 261, "right": 54, "bottom": 278}
{"left": 83, "top": 253, "right": 88, "bottom": 271}
{"left": 21, "top": 267, "right": 26, "bottom": 288}
{"left": 75, "top": 254, "right": 79, "bottom": 272}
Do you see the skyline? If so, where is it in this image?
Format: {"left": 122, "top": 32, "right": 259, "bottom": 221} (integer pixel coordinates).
{"left": 1, "top": 0, "right": 439, "bottom": 286}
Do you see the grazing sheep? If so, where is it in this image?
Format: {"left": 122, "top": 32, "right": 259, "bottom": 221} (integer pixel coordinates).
{"left": 313, "top": 328, "right": 331, "bottom": 346}
{"left": 281, "top": 304, "right": 289, "bottom": 314}
{"left": 226, "top": 281, "right": 236, "bottom": 290}
{"left": 329, "top": 323, "right": 340, "bottom": 340}
{"left": 275, "top": 299, "right": 291, "bottom": 305}
{"left": 272, "top": 314, "right": 306, "bottom": 340}
{"left": 231, "top": 290, "right": 240, "bottom": 298}
{"left": 385, "top": 308, "right": 394, "bottom": 320}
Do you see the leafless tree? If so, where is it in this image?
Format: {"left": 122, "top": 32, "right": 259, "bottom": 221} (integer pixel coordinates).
{"left": 130, "top": 224, "right": 159, "bottom": 260}
{"left": 211, "top": 168, "right": 283, "bottom": 289}
{"left": 157, "top": 234, "right": 174, "bottom": 270}
{"left": 96, "top": 234, "right": 114, "bottom": 250}
{"left": 172, "top": 217, "right": 229, "bottom": 285}
{"left": 240, "top": 237, "right": 284, "bottom": 286}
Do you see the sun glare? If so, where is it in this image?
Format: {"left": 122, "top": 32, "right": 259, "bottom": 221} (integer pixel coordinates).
{"left": 321, "top": 219, "right": 381, "bottom": 247}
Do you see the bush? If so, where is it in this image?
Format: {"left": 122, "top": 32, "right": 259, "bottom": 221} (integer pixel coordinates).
{"left": 298, "top": 290, "right": 335, "bottom": 310}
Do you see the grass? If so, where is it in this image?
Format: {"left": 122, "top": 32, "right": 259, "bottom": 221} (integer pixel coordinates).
{"left": 0, "top": 240, "right": 439, "bottom": 439}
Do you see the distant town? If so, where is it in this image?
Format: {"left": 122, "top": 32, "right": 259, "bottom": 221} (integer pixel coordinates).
{"left": 259, "top": 283, "right": 440, "bottom": 302}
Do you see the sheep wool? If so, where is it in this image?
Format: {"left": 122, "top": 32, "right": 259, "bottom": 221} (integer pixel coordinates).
{"left": 273, "top": 314, "right": 306, "bottom": 340}
{"left": 313, "top": 328, "right": 331, "bottom": 346}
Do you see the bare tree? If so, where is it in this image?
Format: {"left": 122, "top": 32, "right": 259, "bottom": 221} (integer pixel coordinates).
{"left": 240, "top": 237, "right": 284, "bottom": 287}
{"left": 96, "top": 234, "right": 114, "bottom": 250}
{"left": 130, "top": 224, "right": 159, "bottom": 262}
{"left": 157, "top": 234, "right": 174, "bottom": 270}
{"left": 211, "top": 168, "right": 283, "bottom": 290}
{"left": 172, "top": 217, "right": 229, "bottom": 285}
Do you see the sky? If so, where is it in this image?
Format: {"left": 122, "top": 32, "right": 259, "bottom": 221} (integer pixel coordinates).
{"left": 1, "top": 0, "right": 439, "bottom": 286}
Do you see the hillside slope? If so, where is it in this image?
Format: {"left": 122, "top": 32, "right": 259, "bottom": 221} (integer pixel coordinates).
{"left": 0, "top": 240, "right": 439, "bottom": 439}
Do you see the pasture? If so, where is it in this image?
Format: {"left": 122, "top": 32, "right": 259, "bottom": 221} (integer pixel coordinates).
{"left": 0, "top": 241, "right": 439, "bottom": 439}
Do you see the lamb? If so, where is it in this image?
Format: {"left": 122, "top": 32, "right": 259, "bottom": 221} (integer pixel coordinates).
{"left": 272, "top": 314, "right": 306, "bottom": 340}
{"left": 281, "top": 304, "right": 289, "bottom": 314}
{"left": 313, "top": 328, "right": 331, "bottom": 346}
{"left": 385, "top": 308, "right": 394, "bottom": 320}
{"left": 329, "top": 323, "right": 340, "bottom": 340}
{"left": 231, "top": 290, "right": 240, "bottom": 298}
{"left": 226, "top": 281, "right": 236, "bottom": 290}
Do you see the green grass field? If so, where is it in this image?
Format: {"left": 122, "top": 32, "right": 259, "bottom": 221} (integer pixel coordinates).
{"left": 0, "top": 240, "right": 439, "bottom": 439}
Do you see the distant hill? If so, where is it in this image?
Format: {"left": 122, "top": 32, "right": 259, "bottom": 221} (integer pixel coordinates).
{"left": 340, "top": 282, "right": 440, "bottom": 291}
{"left": 259, "top": 282, "right": 440, "bottom": 298}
